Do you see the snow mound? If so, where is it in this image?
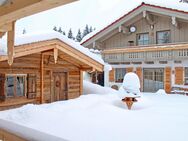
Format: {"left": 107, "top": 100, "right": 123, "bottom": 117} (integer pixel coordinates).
{"left": 118, "top": 73, "right": 141, "bottom": 98}
{"left": 121, "top": 72, "right": 140, "bottom": 93}
{"left": 83, "top": 80, "right": 118, "bottom": 95}
{"left": 156, "top": 89, "right": 167, "bottom": 95}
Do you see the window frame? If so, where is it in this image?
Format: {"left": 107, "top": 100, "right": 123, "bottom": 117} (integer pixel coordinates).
{"left": 115, "top": 68, "right": 126, "bottom": 83}
{"left": 5, "top": 74, "right": 27, "bottom": 98}
{"left": 184, "top": 68, "right": 188, "bottom": 85}
{"left": 136, "top": 32, "right": 149, "bottom": 46}
{"left": 156, "top": 30, "right": 171, "bottom": 44}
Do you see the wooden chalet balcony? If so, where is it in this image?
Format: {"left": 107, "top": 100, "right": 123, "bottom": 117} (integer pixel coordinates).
{"left": 102, "top": 43, "right": 188, "bottom": 63}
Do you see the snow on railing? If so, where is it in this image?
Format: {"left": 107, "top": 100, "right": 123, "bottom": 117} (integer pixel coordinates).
{"left": 0, "top": 119, "right": 68, "bottom": 141}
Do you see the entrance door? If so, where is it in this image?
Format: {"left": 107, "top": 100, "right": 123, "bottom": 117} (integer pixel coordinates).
{"left": 53, "top": 72, "right": 67, "bottom": 102}
{"left": 143, "top": 68, "right": 164, "bottom": 92}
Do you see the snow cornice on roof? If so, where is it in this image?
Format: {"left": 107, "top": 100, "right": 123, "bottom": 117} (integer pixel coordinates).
{"left": 81, "top": 2, "right": 188, "bottom": 46}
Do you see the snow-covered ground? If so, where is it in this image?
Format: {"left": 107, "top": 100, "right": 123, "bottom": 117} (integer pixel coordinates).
{"left": 0, "top": 81, "right": 188, "bottom": 141}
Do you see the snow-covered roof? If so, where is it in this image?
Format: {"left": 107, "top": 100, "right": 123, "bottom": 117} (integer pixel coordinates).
{"left": 81, "top": 1, "right": 188, "bottom": 45}
{"left": 0, "top": 31, "right": 104, "bottom": 65}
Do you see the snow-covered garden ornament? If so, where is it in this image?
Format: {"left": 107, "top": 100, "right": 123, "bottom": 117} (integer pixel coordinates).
{"left": 119, "top": 72, "right": 141, "bottom": 110}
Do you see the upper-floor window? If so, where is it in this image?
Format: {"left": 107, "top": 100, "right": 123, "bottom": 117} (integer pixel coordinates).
{"left": 157, "top": 30, "right": 170, "bottom": 44}
{"left": 136, "top": 33, "right": 149, "bottom": 46}
{"left": 115, "top": 68, "right": 126, "bottom": 82}
{"left": 185, "top": 68, "right": 188, "bottom": 85}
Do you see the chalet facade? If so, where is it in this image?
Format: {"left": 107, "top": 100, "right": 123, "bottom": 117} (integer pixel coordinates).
{"left": 0, "top": 32, "right": 104, "bottom": 110}
{"left": 81, "top": 3, "right": 188, "bottom": 93}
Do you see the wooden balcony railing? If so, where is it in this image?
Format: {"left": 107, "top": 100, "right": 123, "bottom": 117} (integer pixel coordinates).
{"left": 102, "top": 43, "right": 188, "bottom": 63}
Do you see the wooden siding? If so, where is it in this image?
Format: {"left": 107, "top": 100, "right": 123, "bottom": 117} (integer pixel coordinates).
{"left": 103, "top": 16, "right": 188, "bottom": 49}
{"left": 175, "top": 67, "right": 184, "bottom": 85}
{"left": 127, "top": 67, "right": 133, "bottom": 73}
{"left": 165, "top": 67, "right": 171, "bottom": 93}
{"left": 0, "top": 129, "right": 26, "bottom": 141}
{"left": 109, "top": 68, "right": 115, "bottom": 82}
{"left": 68, "top": 71, "right": 81, "bottom": 99}
{"left": 136, "top": 67, "right": 142, "bottom": 91}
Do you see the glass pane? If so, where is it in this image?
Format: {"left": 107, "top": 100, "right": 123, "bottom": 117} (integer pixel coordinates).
{"left": 16, "top": 76, "right": 25, "bottom": 96}
{"left": 137, "top": 33, "right": 149, "bottom": 45}
{"left": 6, "top": 76, "right": 14, "bottom": 97}
{"left": 157, "top": 31, "right": 170, "bottom": 44}
{"left": 115, "top": 68, "right": 126, "bottom": 82}
{"left": 185, "top": 68, "right": 188, "bottom": 77}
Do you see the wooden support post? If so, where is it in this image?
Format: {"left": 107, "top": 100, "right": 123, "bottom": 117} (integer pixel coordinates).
{"left": 7, "top": 21, "right": 15, "bottom": 66}
{"left": 54, "top": 48, "right": 58, "bottom": 64}
{"left": 0, "top": 32, "right": 5, "bottom": 38}
{"left": 40, "top": 54, "right": 44, "bottom": 104}
{"left": 80, "top": 70, "right": 83, "bottom": 96}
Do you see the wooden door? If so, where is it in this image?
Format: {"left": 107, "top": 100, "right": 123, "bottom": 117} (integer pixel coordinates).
{"left": 53, "top": 72, "right": 67, "bottom": 102}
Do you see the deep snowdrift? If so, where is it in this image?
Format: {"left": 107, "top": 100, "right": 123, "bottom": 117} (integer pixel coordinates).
{"left": 0, "top": 82, "right": 188, "bottom": 141}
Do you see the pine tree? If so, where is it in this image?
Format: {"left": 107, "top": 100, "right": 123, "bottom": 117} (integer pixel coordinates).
{"left": 62, "top": 31, "right": 66, "bottom": 36}
{"left": 76, "top": 29, "right": 82, "bottom": 42}
{"left": 53, "top": 26, "right": 57, "bottom": 31}
{"left": 82, "top": 24, "right": 90, "bottom": 38}
{"left": 89, "top": 26, "right": 93, "bottom": 33}
{"left": 58, "top": 27, "right": 63, "bottom": 33}
{"left": 68, "top": 28, "right": 73, "bottom": 39}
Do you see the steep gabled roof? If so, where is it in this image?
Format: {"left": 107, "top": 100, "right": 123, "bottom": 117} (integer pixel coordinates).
{"left": 81, "top": 2, "right": 188, "bottom": 46}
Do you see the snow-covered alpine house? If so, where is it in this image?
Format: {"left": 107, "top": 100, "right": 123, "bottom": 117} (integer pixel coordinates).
{"left": 81, "top": 2, "right": 188, "bottom": 93}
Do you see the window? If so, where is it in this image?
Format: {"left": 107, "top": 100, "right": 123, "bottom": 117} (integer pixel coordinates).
{"left": 137, "top": 33, "right": 149, "bottom": 46}
{"left": 157, "top": 30, "right": 170, "bottom": 44}
{"left": 6, "top": 75, "right": 26, "bottom": 97}
{"left": 185, "top": 68, "right": 188, "bottom": 85}
{"left": 115, "top": 68, "right": 126, "bottom": 82}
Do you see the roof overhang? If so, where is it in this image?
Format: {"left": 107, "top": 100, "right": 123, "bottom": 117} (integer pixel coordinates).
{"left": 0, "top": 0, "right": 77, "bottom": 27}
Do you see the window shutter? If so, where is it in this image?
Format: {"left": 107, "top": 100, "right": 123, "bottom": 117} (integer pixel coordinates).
{"left": 175, "top": 67, "right": 183, "bottom": 85}
{"left": 27, "top": 74, "right": 37, "bottom": 99}
{"left": 109, "top": 68, "right": 115, "bottom": 82}
{"left": 0, "top": 74, "right": 5, "bottom": 102}
{"left": 127, "top": 67, "right": 133, "bottom": 73}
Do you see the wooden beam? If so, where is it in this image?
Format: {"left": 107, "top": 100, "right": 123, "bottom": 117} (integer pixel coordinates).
{"left": 144, "top": 12, "right": 156, "bottom": 26}
{"left": 7, "top": 21, "right": 15, "bottom": 66}
{"left": 53, "top": 48, "right": 58, "bottom": 64}
{"left": 0, "top": 22, "right": 13, "bottom": 32}
{"left": 0, "top": 0, "right": 77, "bottom": 27}
{"left": 0, "top": 32, "right": 5, "bottom": 38}
{"left": 40, "top": 54, "right": 44, "bottom": 104}
{"left": 80, "top": 70, "right": 83, "bottom": 96}
{"left": 171, "top": 16, "right": 179, "bottom": 28}
{"left": 118, "top": 25, "right": 129, "bottom": 34}
{"left": 56, "top": 43, "right": 103, "bottom": 72}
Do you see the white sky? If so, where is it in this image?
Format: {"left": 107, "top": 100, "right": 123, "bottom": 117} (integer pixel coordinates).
{"left": 15, "top": 0, "right": 188, "bottom": 36}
